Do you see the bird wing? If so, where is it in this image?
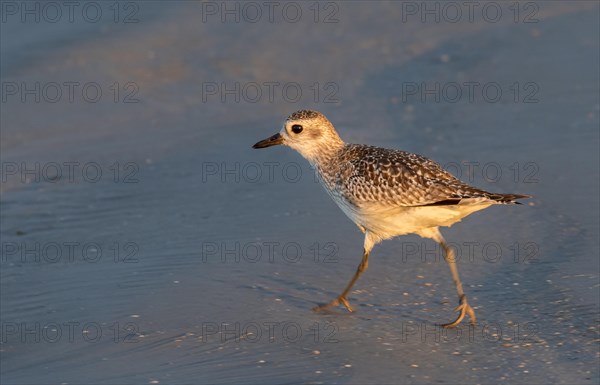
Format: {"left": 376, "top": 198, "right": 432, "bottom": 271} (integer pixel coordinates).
{"left": 338, "top": 145, "right": 501, "bottom": 207}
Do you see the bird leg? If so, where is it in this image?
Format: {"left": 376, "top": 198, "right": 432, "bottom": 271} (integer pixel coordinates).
{"left": 437, "top": 238, "right": 477, "bottom": 328}
{"left": 313, "top": 249, "right": 369, "bottom": 313}
{"left": 441, "top": 294, "right": 476, "bottom": 328}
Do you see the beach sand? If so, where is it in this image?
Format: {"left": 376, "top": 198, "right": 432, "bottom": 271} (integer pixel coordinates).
{"left": 1, "top": 2, "right": 598, "bottom": 384}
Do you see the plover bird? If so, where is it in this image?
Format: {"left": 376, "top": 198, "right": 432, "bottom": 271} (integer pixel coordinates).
{"left": 253, "top": 110, "right": 529, "bottom": 328}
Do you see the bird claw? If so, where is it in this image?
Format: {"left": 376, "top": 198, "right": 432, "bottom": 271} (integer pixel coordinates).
{"left": 313, "top": 296, "right": 354, "bottom": 313}
{"left": 441, "top": 295, "right": 476, "bottom": 328}
{"left": 339, "top": 297, "right": 354, "bottom": 312}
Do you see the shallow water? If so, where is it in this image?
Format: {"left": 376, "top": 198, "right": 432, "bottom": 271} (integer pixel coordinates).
{"left": 1, "top": 2, "right": 598, "bottom": 384}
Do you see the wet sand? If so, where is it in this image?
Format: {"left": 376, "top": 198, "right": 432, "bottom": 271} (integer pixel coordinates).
{"left": 1, "top": 2, "right": 598, "bottom": 384}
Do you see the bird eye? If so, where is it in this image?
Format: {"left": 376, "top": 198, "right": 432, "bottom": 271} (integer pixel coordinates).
{"left": 291, "top": 124, "right": 303, "bottom": 134}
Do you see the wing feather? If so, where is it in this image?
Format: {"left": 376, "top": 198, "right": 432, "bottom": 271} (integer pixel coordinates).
{"left": 336, "top": 145, "right": 524, "bottom": 207}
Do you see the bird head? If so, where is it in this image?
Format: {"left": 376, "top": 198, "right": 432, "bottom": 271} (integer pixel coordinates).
{"left": 253, "top": 110, "right": 344, "bottom": 164}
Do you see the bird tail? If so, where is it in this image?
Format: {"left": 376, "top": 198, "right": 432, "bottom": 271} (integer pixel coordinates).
{"left": 488, "top": 193, "right": 531, "bottom": 204}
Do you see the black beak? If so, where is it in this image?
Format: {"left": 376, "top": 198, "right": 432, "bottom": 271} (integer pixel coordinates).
{"left": 252, "top": 133, "right": 284, "bottom": 149}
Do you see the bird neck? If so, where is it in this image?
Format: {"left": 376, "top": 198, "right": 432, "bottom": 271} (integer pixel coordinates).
{"left": 304, "top": 136, "right": 345, "bottom": 168}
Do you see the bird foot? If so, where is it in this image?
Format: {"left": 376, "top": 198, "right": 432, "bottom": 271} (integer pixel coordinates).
{"left": 313, "top": 296, "right": 355, "bottom": 312}
{"left": 441, "top": 295, "right": 476, "bottom": 328}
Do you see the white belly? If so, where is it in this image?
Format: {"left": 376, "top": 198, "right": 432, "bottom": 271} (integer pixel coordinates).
{"left": 334, "top": 197, "right": 492, "bottom": 240}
